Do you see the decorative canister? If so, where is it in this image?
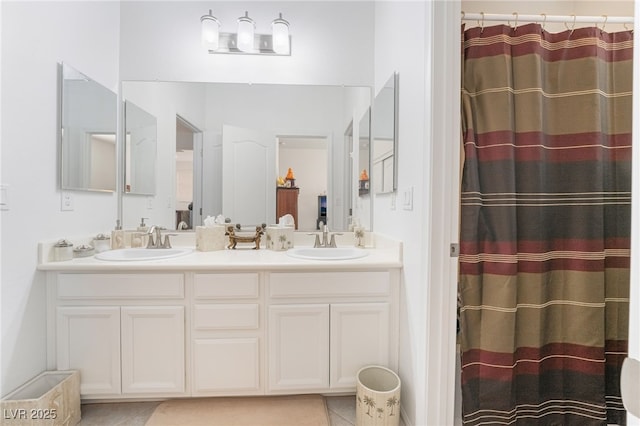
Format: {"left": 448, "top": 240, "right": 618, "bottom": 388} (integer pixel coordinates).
{"left": 93, "top": 233, "right": 111, "bottom": 253}
{"left": 130, "top": 232, "right": 148, "bottom": 248}
{"left": 73, "top": 244, "right": 95, "bottom": 258}
{"left": 356, "top": 365, "right": 401, "bottom": 426}
{"left": 196, "top": 225, "right": 226, "bottom": 251}
{"left": 354, "top": 226, "right": 366, "bottom": 247}
{"left": 53, "top": 239, "right": 74, "bottom": 262}
{"left": 265, "top": 225, "right": 294, "bottom": 251}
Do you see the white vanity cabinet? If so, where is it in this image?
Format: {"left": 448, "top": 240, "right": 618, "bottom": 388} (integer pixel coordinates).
{"left": 49, "top": 273, "right": 186, "bottom": 399}
{"left": 44, "top": 257, "right": 400, "bottom": 400}
{"left": 267, "top": 271, "right": 398, "bottom": 393}
{"left": 191, "top": 273, "right": 263, "bottom": 396}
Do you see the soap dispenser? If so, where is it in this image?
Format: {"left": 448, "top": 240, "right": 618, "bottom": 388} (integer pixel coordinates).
{"left": 133, "top": 217, "right": 149, "bottom": 247}
{"left": 137, "top": 217, "right": 149, "bottom": 232}
{"left": 111, "top": 220, "right": 125, "bottom": 249}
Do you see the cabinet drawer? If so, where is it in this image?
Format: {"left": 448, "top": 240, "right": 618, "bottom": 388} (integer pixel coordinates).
{"left": 194, "top": 304, "right": 259, "bottom": 330}
{"left": 57, "top": 274, "right": 184, "bottom": 299}
{"left": 269, "top": 272, "right": 390, "bottom": 298}
{"left": 194, "top": 273, "right": 259, "bottom": 299}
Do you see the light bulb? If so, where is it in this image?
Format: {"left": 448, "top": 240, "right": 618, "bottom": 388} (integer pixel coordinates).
{"left": 200, "top": 10, "right": 219, "bottom": 51}
{"left": 272, "top": 13, "right": 290, "bottom": 54}
{"left": 237, "top": 11, "right": 255, "bottom": 52}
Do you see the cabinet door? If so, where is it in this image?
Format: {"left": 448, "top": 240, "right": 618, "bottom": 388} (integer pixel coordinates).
{"left": 56, "top": 307, "right": 121, "bottom": 396}
{"left": 268, "top": 304, "right": 329, "bottom": 391}
{"left": 193, "top": 338, "right": 261, "bottom": 395}
{"left": 121, "top": 306, "right": 185, "bottom": 395}
{"left": 330, "top": 303, "right": 390, "bottom": 389}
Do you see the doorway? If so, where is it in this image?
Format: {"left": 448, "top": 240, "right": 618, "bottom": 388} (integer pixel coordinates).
{"left": 175, "top": 116, "right": 203, "bottom": 230}
{"left": 277, "top": 136, "right": 329, "bottom": 231}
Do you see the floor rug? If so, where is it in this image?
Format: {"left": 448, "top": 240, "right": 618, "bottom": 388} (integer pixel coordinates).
{"left": 145, "top": 394, "right": 330, "bottom": 426}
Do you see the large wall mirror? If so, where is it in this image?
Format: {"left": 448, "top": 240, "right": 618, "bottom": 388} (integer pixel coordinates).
{"left": 120, "top": 81, "right": 370, "bottom": 232}
{"left": 124, "top": 100, "right": 157, "bottom": 195}
{"left": 59, "top": 62, "right": 117, "bottom": 192}
{"left": 371, "top": 72, "right": 399, "bottom": 194}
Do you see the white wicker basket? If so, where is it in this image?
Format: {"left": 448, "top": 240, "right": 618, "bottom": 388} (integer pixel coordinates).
{"left": 1, "top": 370, "right": 80, "bottom": 426}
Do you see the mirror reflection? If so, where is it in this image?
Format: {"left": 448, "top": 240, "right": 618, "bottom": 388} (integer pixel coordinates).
{"left": 124, "top": 100, "right": 157, "bottom": 195}
{"left": 355, "top": 108, "right": 371, "bottom": 229}
{"left": 60, "top": 62, "right": 117, "bottom": 192}
{"left": 372, "top": 72, "right": 398, "bottom": 194}
{"left": 121, "top": 81, "right": 370, "bottom": 232}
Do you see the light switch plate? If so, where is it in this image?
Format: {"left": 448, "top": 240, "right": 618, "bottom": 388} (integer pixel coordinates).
{"left": 402, "top": 186, "right": 414, "bottom": 211}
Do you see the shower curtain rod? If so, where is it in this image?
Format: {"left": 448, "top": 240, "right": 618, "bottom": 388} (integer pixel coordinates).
{"left": 462, "top": 12, "right": 633, "bottom": 25}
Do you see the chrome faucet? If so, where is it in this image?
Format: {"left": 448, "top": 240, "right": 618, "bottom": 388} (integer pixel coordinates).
{"left": 310, "top": 224, "right": 342, "bottom": 248}
{"left": 146, "top": 226, "right": 174, "bottom": 249}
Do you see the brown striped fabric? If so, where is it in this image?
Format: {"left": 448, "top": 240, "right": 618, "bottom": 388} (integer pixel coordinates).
{"left": 459, "top": 23, "right": 631, "bottom": 425}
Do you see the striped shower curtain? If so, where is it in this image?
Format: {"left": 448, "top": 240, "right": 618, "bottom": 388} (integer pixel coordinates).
{"left": 459, "top": 23, "right": 632, "bottom": 425}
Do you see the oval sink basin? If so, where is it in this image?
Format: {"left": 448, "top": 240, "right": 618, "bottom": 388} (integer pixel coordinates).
{"left": 286, "top": 247, "right": 369, "bottom": 261}
{"left": 95, "top": 248, "right": 193, "bottom": 262}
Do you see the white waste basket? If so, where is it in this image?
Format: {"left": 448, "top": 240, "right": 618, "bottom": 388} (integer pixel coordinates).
{"left": 356, "top": 365, "right": 401, "bottom": 426}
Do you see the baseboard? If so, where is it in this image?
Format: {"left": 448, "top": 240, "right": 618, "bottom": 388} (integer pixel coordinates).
{"left": 400, "top": 404, "right": 413, "bottom": 426}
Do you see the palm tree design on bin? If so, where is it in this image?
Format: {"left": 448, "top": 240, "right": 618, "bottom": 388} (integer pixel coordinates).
{"left": 387, "top": 396, "right": 399, "bottom": 416}
{"left": 364, "top": 395, "right": 376, "bottom": 417}
{"left": 266, "top": 233, "right": 272, "bottom": 248}
{"left": 279, "top": 234, "right": 287, "bottom": 249}
{"left": 377, "top": 407, "right": 384, "bottom": 418}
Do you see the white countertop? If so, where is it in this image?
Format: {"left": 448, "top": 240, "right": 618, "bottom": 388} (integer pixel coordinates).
{"left": 37, "top": 232, "right": 403, "bottom": 272}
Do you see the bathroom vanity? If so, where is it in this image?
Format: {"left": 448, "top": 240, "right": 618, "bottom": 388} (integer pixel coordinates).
{"left": 39, "top": 234, "right": 401, "bottom": 400}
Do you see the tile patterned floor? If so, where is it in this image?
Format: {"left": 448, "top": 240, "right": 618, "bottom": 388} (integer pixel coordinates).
{"left": 78, "top": 395, "right": 406, "bottom": 426}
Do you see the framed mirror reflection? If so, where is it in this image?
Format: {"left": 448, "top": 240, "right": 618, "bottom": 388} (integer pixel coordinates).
{"left": 372, "top": 72, "right": 399, "bottom": 194}
{"left": 59, "top": 62, "right": 117, "bottom": 192}
{"left": 124, "top": 100, "right": 157, "bottom": 195}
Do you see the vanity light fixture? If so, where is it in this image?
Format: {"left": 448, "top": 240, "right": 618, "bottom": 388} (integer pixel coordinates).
{"left": 200, "top": 9, "right": 291, "bottom": 55}
{"left": 200, "top": 9, "right": 220, "bottom": 51}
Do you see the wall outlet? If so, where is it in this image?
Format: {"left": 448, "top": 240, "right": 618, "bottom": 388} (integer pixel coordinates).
{"left": 1, "top": 185, "right": 8, "bottom": 211}
{"left": 147, "top": 197, "right": 154, "bottom": 209}
{"left": 61, "top": 192, "right": 74, "bottom": 211}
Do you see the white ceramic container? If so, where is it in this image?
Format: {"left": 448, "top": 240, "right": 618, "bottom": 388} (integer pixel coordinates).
{"left": 356, "top": 365, "right": 401, "bottom": 426}
{"left": 196, "top": 225, "right": 226, "bottom": 251}
{"left": 265, "top": 225, "right": 294, "bottom": 251}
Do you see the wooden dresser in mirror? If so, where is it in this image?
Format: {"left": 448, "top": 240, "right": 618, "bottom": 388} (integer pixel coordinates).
{"left": 276, "top": 187, "right": 299, "bottom": 229}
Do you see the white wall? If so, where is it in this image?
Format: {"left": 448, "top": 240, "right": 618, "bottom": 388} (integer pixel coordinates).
{"left": 1, "top": 2, "right": 120, "bottom": 396}
{"left": 119, "top": 1, "right": 374, "bottom": 86}
{"left": 373, "top": 3, "right": 431, "bottom": 425}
